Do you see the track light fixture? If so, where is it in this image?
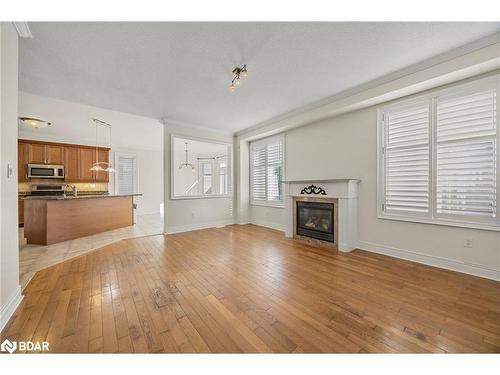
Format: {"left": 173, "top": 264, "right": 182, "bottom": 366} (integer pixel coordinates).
{"left": 229, "top": 65, "right": 248, "bottom": 92}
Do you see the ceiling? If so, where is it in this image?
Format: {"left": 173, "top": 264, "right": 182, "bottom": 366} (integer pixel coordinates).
{"left": 19, "top": 22, "right": 500, "bottom": 133}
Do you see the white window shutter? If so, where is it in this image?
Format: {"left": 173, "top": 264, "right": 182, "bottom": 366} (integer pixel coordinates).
{"left": 117, "top": 156, "right": 136, "bottom": 195}
{"left": 266, "top": 141, "right": 283, "bottom": 201}
{"left": 384, "top": 103, "right": 430, "bottom": 214}
{"left": 436, "top": 89, "right": 497, "bottom": 218}
{"left": 252, "top": 145, "right": 267, "bottom": 201}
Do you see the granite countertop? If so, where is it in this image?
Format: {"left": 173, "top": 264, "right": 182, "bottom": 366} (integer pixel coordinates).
{"left": 23, "top": 193, "right": 142, "bottom": 200}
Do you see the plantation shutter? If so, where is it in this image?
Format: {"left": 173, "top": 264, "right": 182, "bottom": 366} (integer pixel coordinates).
{"left": 436, "top": 88, "right": 497, "bottom": 218}
{"left": 266, "top": 141, "right": 283, "bottom": 201}
{"left": 251, "top": 144, "right": 267, "bottom": 201}
{"left": 383, "top": 102, "right": 430, "bottom": 214}
{"left": 251, "top": 138, "right": 283, "bottom": 202}
{"left": 117, "top": 155, "right": 136, "bottom": 195}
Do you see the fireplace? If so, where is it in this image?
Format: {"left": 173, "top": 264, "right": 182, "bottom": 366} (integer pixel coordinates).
{"left": 296, "top": 201, "right": 335, "bottom": 243}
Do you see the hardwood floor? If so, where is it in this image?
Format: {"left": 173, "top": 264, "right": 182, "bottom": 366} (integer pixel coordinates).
{"left": 2, "top": 224, "right": 500, "bottom": 353}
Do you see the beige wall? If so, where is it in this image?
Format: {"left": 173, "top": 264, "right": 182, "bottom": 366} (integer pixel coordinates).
{"left": 249, "top": 105, "right": 500, "bottom": 279}
{"left": 0, "top": 23, "right": 21, "bottom": 330}
{"left": 164, "top": 123, "right": 234, "bottom": 233}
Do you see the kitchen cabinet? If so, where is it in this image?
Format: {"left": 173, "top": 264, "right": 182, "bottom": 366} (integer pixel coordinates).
{"left": 18, "top": 140, "right": 110, "bottom": 183}
{"left": 18, "top": 143, "right": 29, "bottom": 181}
{"left": 46, "top": 145, "right": 64, "bottom": 164}
{"left": 94, "top": 148, "right": 110, "bottom": 182}
{"left": 64, "top": 146, "right": 80, "bottom": 182}
{"left": 18, "top": 198, "right": 24, "bottom": 227}
{"left": 79, "top": 148, "right": 95, "bottom": 182}
{"left": 27, "top": 143, "right": 46, "bottom": 164}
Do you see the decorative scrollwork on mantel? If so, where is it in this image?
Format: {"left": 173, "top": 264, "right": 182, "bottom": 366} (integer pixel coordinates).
{"left": 300, "top": 184, "right": 327, "bottom": 195}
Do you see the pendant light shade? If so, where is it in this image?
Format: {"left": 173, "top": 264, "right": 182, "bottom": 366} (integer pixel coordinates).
{"left": 178, "top": 142, "right": 196, "bottom": 172}
{"left": 90, "top": 118, "right": 115, "bottom": 173}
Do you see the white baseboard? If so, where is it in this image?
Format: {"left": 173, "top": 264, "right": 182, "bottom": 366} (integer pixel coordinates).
{"left": 0, "top": 285, "right": 23, "bottom": 332}
{"left": 165, "top": 220, "right": 234, "bottom": 234}
{"left": 250, "top": 219, "right": 286, "bottom": 232}
{"left": 357, "top": 240, "right": 500, "bottom": 281}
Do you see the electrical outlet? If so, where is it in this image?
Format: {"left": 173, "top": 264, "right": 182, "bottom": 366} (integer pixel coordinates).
{"left": 464, "top": 238, "right": 474, "bottom": 248}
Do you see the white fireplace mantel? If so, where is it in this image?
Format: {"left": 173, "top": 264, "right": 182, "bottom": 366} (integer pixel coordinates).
{"left": 283, "top": 179, "right": 360, "bottom": 252}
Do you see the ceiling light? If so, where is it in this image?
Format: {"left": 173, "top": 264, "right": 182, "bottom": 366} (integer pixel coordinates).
{"left": 230, "top": 64, "right": 248, "bottom": 92}
{"left": 18, "top": 117, "right": 51, "bottom": 129}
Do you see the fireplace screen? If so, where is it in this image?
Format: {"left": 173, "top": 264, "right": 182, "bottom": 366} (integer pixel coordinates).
{"left": 296, "top": 201, "right": 334, "bottom": 242}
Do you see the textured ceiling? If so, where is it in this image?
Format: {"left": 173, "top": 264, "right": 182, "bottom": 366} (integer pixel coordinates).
{"left": 19, "top": 22, "right": 500, "bottom": 133}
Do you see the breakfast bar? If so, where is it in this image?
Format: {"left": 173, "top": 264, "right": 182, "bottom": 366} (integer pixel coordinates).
{"left": 23, "top": 194, "right": 142, "bottom": 245}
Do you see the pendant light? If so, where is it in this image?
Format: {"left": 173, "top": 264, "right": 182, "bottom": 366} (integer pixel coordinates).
{"left": 178, "top": 142, "right": 196, "bottom": 172}
{"left": 90, "top": 118, "right": 115, "bottom": 173}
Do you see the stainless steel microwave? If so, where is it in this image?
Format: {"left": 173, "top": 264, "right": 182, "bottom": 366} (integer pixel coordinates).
{"left": 27, "top": 164, "right": 65, "bottom": 179}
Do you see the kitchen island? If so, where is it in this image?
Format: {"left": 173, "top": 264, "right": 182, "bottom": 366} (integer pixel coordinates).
{"left": 23, "top": 194, "right": 142, "bottom": 245}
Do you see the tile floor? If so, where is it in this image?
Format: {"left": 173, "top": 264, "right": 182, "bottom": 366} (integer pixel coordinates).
{"left": 18, "top": 213, "right": 164, "bottom": 289}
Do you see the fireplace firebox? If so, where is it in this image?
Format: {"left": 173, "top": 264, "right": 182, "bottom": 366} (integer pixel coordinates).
{"left": 296, "top": 201, "right": 335, "bottom": 243}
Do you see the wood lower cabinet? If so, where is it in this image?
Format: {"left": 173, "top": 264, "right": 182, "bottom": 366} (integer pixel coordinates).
{"left": 18, "top": 198, "right": 24, "bottom": 227}
{"left": 18, "top": 139, "right": 110, "bottom": 183}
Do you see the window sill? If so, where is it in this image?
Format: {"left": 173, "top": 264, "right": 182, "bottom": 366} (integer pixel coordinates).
{"left": 250, "top": 201, "right": 285, "bottom": 209}
{"left": 378, "top": 213, "right": 500, "bottom": 232}
{"left": 170, "top": 194, "right": 232, "bottom": 200}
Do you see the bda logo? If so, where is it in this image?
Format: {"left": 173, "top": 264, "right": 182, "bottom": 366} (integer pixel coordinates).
{"left": 1, "top": 339, "right": 17, "bottom": 353}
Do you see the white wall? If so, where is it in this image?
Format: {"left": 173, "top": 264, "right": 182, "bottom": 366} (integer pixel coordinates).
{"left": 18, "top": 92, "right": 164, "bottom": 215}
{"left": 164, "top": 123, "right": 234, "bottom": 233}
{"left": 243, "top": 104, "right": 500, "bottom": 280}
{"left": 0, "top": 22, "right": 22, "bottom": 330}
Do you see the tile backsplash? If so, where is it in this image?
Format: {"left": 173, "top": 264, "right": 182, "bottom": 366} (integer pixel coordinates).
{"left": 19, "top": 181, "right": 109, "bottom": 193}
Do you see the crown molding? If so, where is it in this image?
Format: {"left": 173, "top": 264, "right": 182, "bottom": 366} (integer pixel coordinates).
{"left": 12, "top": 22, "right": 32, "bottom": 38}
{"left": 236, "top": 32, "right": 500, "bottom": 140}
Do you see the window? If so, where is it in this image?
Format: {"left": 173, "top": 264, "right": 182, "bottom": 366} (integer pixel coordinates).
{"left": 171, "top": 135, "right": 231, "bottom": 199}
{"left": 250, "top": 135, "right": 284, "bottom": 206}
{"left": 115, "top": 153, "right": 137, "bottom": 195}
{"left": 218, "top": 157, "right": 228, "bottom": 195}
{"left": 378, "top": 78, "right": 499, "bottom": 230}
{"left": 201, "top": 161, "right": 213, "bottom": 195}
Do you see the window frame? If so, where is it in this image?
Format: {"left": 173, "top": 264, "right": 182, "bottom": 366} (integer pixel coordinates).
{"left": 250, "top": 134, "right": 285, "bottom": 208}
{"left": 170, "top": 134, "right": 232, "bottom": 200}
{"left": 377, "top": 75, "right": 500, "bottom": 231}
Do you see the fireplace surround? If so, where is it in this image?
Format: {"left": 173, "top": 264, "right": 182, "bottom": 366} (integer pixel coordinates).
{"left": 284, "top": 179, "right": 360, "bottom": 252}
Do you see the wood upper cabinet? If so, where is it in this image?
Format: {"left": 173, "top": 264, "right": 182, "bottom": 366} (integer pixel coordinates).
{"left": 46, "top": 145, "right": 64, "bottom": 165}
{"left": 18, "top": 139, "right": 110, "bottom": 183}
{"left": 18, "top": 143, "right": 29, "bottom": 181}
{"left": 79, "top": 148, "right": 95, "bottom": 182}
{"left": 64, "top": 146, "right": 80, "bottom": 182}
{"left": 94, "top": 148, "right": 110, "bottom": 182}
{"left": 27, "top": 143, "right": 46, "bottom": 164}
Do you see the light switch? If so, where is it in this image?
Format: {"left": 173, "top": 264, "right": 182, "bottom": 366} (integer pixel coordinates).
{"left": 7, "top": 164, "right": 14, "bottom": 179}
